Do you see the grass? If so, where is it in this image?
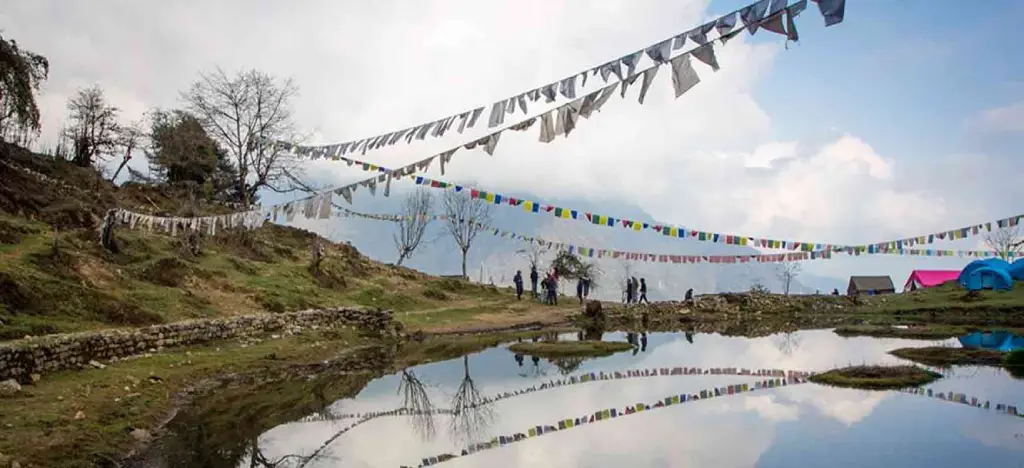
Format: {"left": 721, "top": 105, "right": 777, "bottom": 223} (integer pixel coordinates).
{"left": 809, "top": 365, "right": 942, "bottom": 390}
{"left": 854, "top": 281, "right": 1024, "bottom": 313}
{"left": 889, "top": 346, "right": 1007, "bottom": 366}
{"left": 508, "top": 340, "right": 634, "bottom": 358}
{"left": 834, "top": 324, "right": 974, "bottom": 339}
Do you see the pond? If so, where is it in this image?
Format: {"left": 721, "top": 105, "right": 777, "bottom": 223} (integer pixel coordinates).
{"left": 150, "top": 330, "right": 1024, "bottom": 467}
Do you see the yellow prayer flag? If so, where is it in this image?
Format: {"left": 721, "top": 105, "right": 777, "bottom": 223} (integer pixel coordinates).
{"left": 602, "top": 409, "right": 610, "bottom": 419}
{"left": 561, "top": 209, "right": 571, "bottom": 219}
{"left": 669, "top": 227, "right": 679, "bottom": 237}
{"left": 529, "top": 428, "right": 536, "bottom": 437}
{"left": 633, "top": 222, "right": 642, "bottom": 231}
{"left": 566, "top": 419, "right": 574, "bottom": 428}
{"left": 597, "top": 215, "right": 606, "bottom": 225}
{"left": 485, "top": 193, "right": 495, "bottom": 203}
{"left": 523, "top": 201, "right": 534, "bottom": 212}
{"left": 739, "top": 237, "right": 748, "bottom": 246}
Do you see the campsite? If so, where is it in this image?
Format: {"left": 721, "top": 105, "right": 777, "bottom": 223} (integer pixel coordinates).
{"left": 2, "top": 1, "right": 1024, "bottom": 467}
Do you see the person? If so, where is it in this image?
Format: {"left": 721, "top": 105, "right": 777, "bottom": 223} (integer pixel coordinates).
{"left": 530, "top": 266, "right": 539, "bottom": 298}
{"left": 548, "top": 274, "right": 558, "bottom": 305}
{"left": 684, "top": 288, "right": 694, "bottom": 304}
{"left": 513, "top": 270, "right": 524, "bottom": 300}
{"left": 576, "top": 278, "right": 585, "bottom": 304}
{"left": 640, "top": 332, "right": 648, "bottom": 352}
{"left": 514, "top": 353, "right": 524, "bottom": 367}
{"left": 582, "top": 276, "right": 591, "bottom": 298}
{"left": 625, "top": 278, "right": 634, "bottom": 304}
{"left": 630, "top": 276, "right": 639, "bottom": 304}
{"left": 831, "top": 288, "right": 840, "bottom": 296}
{"left": 638, "top": 278, "right": 649, "bottom": 304}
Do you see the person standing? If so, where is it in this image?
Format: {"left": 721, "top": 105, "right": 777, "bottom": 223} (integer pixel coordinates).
{"left": 576, "top": 278, "right": 585, "bottom": 304}
{"left": 582, "top": 276, "right": 591, "bottom": 299}
{"left": 625, "top": 278, "right": 634, "bottom": 304}
{"left": 684, "top": 288, "right": 694, "bottom": 305}
{"left": 513, "top": 270, "right": 524, "bottom": 300}
{"left": 630, "top": 276, "right": 639, "bottom": 304}
{"left": 548, "top": 274, "right": 558, "bottom": 305}
{"left": 530, "top": 266, "right": 539, "bottom": 299}
{"left": 639, "top": 278, "right": 649, "bottom": 304}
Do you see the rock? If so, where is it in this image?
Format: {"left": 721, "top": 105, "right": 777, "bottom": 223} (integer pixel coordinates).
{"left": 130, "top": 428, "right": 152, "bottom": 442}
{"left": 11, "top": 460, "right": 21, "bottom": 468}
{"left": 126, "top": 375, "right": 141, "bottom": 386}
{"left": 0, "top": 380, "right": 22, "bottom": 398}
{"left": 88, "top": 360, "right": 106, "bottom": 369}
{"left": 74, "top": 411, "right": 86, "bottom": 420}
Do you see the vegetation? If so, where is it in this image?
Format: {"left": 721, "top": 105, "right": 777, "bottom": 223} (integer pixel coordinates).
{"left": 0, "top": 32, "right": 49, "bottom": 145}
{"left": 809, "top": 365, "right": 942, "bottom": 390}
{"left": 508, "top": 340, "right": 633, "bottom": 358}
{"left": 833, "top": 324, "right": 980, "bottom": 340}
{"left": 889, "top": 347, "right": 1006, "bottom": 367}
{"left": 853, "top": 281, "right": 1024, "bottom": 314}
{"left": 394, "top": 187, "right": 433, "bottom": 266}
{"left": 1004, "top": 349, "right": 1024, "bottom": 379}
{"left": 440, "top": 187, "right": 492, "bottom": 278}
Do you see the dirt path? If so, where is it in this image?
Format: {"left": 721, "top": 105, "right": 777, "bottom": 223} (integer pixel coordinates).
{"left": 398, "top": 297, "right": 582, "bottom": 334}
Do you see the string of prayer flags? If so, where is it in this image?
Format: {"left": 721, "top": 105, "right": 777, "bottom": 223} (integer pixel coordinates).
{"left": 278, "top": 0, "right": 845, "bottom": 158}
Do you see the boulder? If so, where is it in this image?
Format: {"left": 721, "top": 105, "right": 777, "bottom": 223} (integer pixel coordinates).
{"left": 0, "top": 379, "right": 21, "bottom": 398}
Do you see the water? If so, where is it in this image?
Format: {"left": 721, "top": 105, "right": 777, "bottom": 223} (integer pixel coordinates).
{"left": 157, "top": 330, "right": 1024, "bottom": 467}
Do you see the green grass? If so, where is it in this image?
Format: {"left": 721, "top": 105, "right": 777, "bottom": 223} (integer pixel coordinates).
{"left": 889, "top": 346, "right": 1007, "bottom": 366}
{"left": 810, "top": 365, "right": 942, "bottom": 390}
{"left": 834, "top": 324, "right": 974, "bottom": 339}
{"left": 855, "top": 281, "right": 1024, "bottom": 313}
{"left": 508, "top": 340, "right": 634, "bottom": 358}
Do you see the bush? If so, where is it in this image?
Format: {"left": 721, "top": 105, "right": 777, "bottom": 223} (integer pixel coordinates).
{"left": 422, "top": 288, "right": 449, "bottom": 301}
{"left": 1005, "top": 350, "right": 1024, "bottom": 379}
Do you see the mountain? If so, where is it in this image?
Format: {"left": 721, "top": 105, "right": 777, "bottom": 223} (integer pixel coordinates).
{"left": 308, "top": 186, "right": 826, "bottom": 300}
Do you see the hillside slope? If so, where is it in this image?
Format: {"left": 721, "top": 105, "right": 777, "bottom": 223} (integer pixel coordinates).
{"left": 0, "top": 143, "right": 557, "bottom": 340}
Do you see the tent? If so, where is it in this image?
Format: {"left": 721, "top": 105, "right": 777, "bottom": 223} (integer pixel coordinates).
{"left": 847, "top": 276, "right": 896, "bottom": 296}
{"left": 961, "top": 267, "right": 1013, "bottom": 291}
{"left": 903, "top": 270, "right": 960, "bottom": 291}
{"left": 959, "top": 258, "right": 1012, "bottom": 284}
{"left": 958, "top": 331, "right": 1024, "bottom": 352}
{"left": 1009, "top": 259, "right": 1024, "bottom": 281}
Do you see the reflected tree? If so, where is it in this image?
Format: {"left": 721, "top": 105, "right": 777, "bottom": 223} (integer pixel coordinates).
{"left": 397, "top": 369, "right": 437, "bottom": 440}
{"left": 248, "top": 438, "right": 334, "bottom": 468}
{"left": 773, "top": 332, "right": 801, "bottom": 356}
{"left": 551, "top": 356, "right": 586, "bottom": 375}
{"left": 449, "top": 356, "right": 494, "bottom": 443}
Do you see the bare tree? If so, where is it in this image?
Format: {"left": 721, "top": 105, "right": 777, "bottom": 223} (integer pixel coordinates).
{"left": 63, "top": 85, "right": 120, "bottom": 168}
{"left": 984, "top": 225, "right": 1024, "bottom": 260}
{"left": 449, "top": 356, "right": 493, "bottom": 444}
{"left": 394, "top": 188, "right": 433, "bottom": 266}
{"left": 109, "top": 120, "right": 145, "bottom": 182}
{"left": 618, "top": 259, "right": 634, "bottom": 302}
{"left": 776, "top": 260, "right": 801, "bottom": 295}
{"left": 441, "top": 188, "right": 493, "bottom": 278}
{"left": 516, "top": 241, "right": 549, "bottom": 271}
{"left": 397, "top": 369, "right": 437, "bottom": 440}
{"left": 182, "top": 68, "right": 302, "bottom": 206}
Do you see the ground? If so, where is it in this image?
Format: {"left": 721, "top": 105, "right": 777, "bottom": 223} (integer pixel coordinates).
{"left": 889, "top": 347, "right": 1007, "bottom": 367}
{"left": 3, "top": 143, "right": 1024, "bottom": 467}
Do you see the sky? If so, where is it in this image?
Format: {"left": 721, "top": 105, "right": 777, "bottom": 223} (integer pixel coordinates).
{"left": 3, "top": 0, "right": 1024, "bottom": 287}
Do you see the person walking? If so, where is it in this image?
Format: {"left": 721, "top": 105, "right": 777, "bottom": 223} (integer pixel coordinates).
{"left": 582, "top": 276, "right": 591, "bottom": 299}
{"left": 576, "top": 278, "right": 585, "bottom": 305}
{"left": 625, "top": 278, "right": 634, "bottom": 305}
{"left": 684, "top": 288, "right": 694, "bottom": 305}
{"left": 638, "top": 278, "right": 649, "bottom": 304}
{"left": 530, "top": 266, "right": 539, "bottom": 299}
{"left": 513, "top": 270, "right": 524, "bottom": 300}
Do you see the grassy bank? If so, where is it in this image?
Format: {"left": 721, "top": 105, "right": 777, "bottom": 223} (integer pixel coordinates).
{"left": 810, "top": 365, "right": 942, "bottom": 390}
{"left": 889, "top": 347, "right": 1007, "bottom": 367}
{"left": 508, "top": 340, "right": 634, "bottom": 358}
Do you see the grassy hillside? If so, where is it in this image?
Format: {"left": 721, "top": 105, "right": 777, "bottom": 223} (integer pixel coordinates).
{"left": 0, "top": 142, "right": 569, "bottom": 341}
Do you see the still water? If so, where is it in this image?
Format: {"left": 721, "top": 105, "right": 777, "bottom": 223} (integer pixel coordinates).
{"left": 164, "top": 330, "right": 1024, "bottom": 467}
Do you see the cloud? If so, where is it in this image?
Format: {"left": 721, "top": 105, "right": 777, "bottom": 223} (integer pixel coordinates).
{"left": 972, "top": 101, "right": 1024, "bottom": 133}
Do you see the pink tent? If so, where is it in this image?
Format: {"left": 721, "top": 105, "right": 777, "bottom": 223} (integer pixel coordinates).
{"left": 904, "top": 270, "right": 960, "bottom": 291}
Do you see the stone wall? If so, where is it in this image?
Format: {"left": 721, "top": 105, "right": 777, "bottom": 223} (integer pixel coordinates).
{"left": 0, "top": 307, "right": 394, "bottom": 382}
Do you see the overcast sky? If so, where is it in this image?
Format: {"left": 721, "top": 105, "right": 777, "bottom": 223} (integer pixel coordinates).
{"left": 4, "top": 0, "right": 1024, "bottom": 284}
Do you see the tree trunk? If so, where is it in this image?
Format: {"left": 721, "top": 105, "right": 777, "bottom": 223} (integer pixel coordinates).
{"left": 460, "top": 249, "right": 468, "bottom": 279}
{"left": 397, "top": 250, "right": 407, "bottom": 266}
{"left": 110, "top": 155, "right": 130, "bottom": 182}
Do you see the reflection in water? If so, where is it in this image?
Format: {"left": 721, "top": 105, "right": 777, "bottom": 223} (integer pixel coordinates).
{"left": 156, "top": 330, "right": 1024, "bottom": 467}
{"left": 449, "top": 356, "right": 494, "bottom": 444}
{"left": 397, "top": 369, "right": 437, "bottom": 440}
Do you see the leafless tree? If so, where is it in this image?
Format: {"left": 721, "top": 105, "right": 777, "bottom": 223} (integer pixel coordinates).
{"left": 63, "top": 85, "right": 120, "bottom": 168}
{"left": 441, "top": 188, "right": 493, "bottom": 278}
{"left": 182, "top": 68, "right": 303, "bottom": 206}
{"left": 773, "top": 332, "right": 801, "bottom": 356}
{"left": 397, "top": 369, "right": 437, "bottom": 440}
{"left": 394, "top": 188, "right": 433, "bottom": 266}
{"left": 449, "top": 356, "right": 493, "bottom": 444}
{"left": 516, "top": 241, "right": 549, "bottom": 272}
{"left": 776, "top": 260, "right": 801, "bottom": 295}
{"left": 109, "top": 120, "right": 145, "bottom": 182}
{"left": 984, "top": 225, "right": 1024, "bottom": 260}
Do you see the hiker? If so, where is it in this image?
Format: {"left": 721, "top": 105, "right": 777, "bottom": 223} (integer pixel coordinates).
{"left": 576, "top": 278, "right": 585, "bottom": 304}
{"left": 625, "top": 278, "right": 634, "bottom": 304}
{"left": 831, "top": 288, "right": 840, "bottom": 296}
{"left": 640, "top": 332, "right": 648, "bottom": 352}
{"left": 551, "top": 274, "right": 559, "bottom": 304}
{"left": 638, "top": 278, "right": 649, "bottom": 304}
{"left": 530, "top": 266, "right": 539, "bottom": 298}
{"left": 626, "top": 274, "right": 634, "bottom": 305}
{"left": 514, "top": 353, "right": 524, "bottom": 367}
{"left": 582, "top": 276, "right": 591, "bottom": 298}
{"left": 513, "top": 270, "right": 524, "bottom": 300}
{"left": 684, "top": 288, "right": 694, "bottom": 304}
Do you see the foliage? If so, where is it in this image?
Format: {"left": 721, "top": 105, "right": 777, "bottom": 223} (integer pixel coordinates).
{"left": 181, "top": 68, "right": 301, "bottom": 206}
{"left": 63, "top": 85, "right": 120, "bottom": 168}
{"left": 394, "top": 188, "right": 433, "bottom": 266}
{"left": 146, "top": 109, "right": 240, "bottom": 201}
{"left": 749, "top": 280, "right": 770, "bottom": 294}
{"left": 0, "top": 32, "right": 49, "bottom": 144}
{"left": 551, "top": 250, "right": 600, "bottom": 288}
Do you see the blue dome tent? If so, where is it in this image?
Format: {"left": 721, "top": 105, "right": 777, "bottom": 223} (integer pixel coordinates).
{"left": 1009, "top": 259, "right": 1024, "bottom": 281}
{"left": 961, "top": 266, "right": 1013, "bottom": 291}
{"left": 958, "top": 258, "right": 1013, "bottom": 287}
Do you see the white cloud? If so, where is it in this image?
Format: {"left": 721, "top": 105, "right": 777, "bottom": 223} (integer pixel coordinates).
{"left": 973, "top": 101, "right": 1024, "bottom": 133}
